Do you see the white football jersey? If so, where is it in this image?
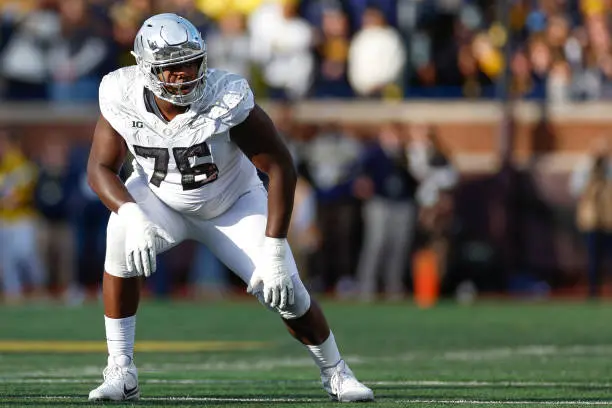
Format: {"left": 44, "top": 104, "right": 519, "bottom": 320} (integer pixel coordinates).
{"left": 98, "top": 66, "right": 262, "bottom": 219}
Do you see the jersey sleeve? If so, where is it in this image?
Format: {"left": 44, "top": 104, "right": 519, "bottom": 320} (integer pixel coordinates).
{"left": 208, "top": 73, "right": 255, "bottom": 132}
{"left": 98, "top": 72, "right": 123, "bottom": 124}
{"left": 222, "top": 76, "right": 255, "bottom": 127}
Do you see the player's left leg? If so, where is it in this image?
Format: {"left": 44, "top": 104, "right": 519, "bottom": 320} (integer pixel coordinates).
{"left": 279, "top": 297, "right": 374, "bottom": 402}
{"left": 189, "top": 186, "right": 374, "bottom": 402}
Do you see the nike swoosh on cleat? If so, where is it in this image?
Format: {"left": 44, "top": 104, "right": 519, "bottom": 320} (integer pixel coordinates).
{"left": 123, "top": 384, "right": 139, "bottom": 398}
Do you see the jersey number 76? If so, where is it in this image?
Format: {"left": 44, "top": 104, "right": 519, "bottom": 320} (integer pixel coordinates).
{"left": 133, "top": 142, "right": 219, "bottom": 191}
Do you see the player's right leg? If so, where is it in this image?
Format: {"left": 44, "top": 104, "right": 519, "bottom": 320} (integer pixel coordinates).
{"left": 88, "top": 176, "right": 188, "bottom": 402}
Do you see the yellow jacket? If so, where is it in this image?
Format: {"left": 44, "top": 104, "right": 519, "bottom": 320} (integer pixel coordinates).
{"left": 576, "top": 177, "right": 612, "bottom": 232}
{"left": 0, "top": 148, "right": 38, "bottom": 222}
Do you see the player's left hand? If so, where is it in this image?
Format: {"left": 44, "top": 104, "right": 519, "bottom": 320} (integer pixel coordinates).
{"left": 247, "top": 237, "right": 294, "bottom": 309}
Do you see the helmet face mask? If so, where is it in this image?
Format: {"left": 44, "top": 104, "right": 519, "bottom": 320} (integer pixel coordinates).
{"left": 132, "top": 13, "right": 207, "bottom": 106}
{"left": 151, "top": 55, "right": 206, "bottom": 97}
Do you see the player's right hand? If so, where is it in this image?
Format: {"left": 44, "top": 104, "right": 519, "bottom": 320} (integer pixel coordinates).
{"left": 118, "top": 202, "right": 174, "bottom": 277}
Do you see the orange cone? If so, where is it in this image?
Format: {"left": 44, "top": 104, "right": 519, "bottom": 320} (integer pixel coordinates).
{"left": 413, "top": 248, "right": 440, "bottom": 308}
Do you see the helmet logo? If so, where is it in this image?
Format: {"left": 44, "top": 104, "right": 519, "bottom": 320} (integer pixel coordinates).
{"left": 160, "top": 24, "right": 188, "bottom": 46}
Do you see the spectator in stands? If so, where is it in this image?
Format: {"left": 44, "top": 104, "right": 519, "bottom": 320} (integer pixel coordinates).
{"left": 409, "top": 125, "right": 459, "bottom": 219}
{"left": 167, "top": 0, "right": 211, "bottom": 35}
{"left": 0, "top": 129, "right": 46, "bottom": 304}
{"left": 273, "top": 103, "right": 320, "bottom": 284}
{"left": 471, "top": 33, "right": 502, "bottom": 85}
{"left": 510, "top": 49, "right": 534, "bottom": 98}
{"left": 249, "top": 0, "right": 314, "bottom": 99}
{"left": 206, "top": 11, "right": 251, "bottom": 80}
{"left": 195, "top": 0, "right": 263, "bottom": 21}
{"left": 120, "top": 0, "right": 155, "bottom": 18}
{"left": 457, "top": 41, "right": 489, "bottom": 98}
{"left": 289, "top": 176, "right": 319, "bottom": 286}
{"left": 66, "top": 143, "right": 109, "bottom": 300}
{"left": 410, "top": 124, "right": 459, "bottom": 284}
{"left": 47, "top": 0, "right": 111, "bottom": 102}
{"left": 109, "top": 0, "right": 155, "bottom": 68}
{"left": 348, "top": 4, "right": 405, "bottom": 98}
{"left": 526, "top": 34, "right": 551, "bottom": 99}
{"left": 312, "top": 2, "right": 353, "bottom": 98}
{"left": 569, "top": 136, "right": 612, "bottom": 298}
{"left": 7, "top": 0, "right": 612, "bottom": 103}
{"left": 352, "top": 122, "right": 418, "bottom": 302}
{"left": 0, "top": 0, "right": 39, "bottom": 52}
{"left": 0, "top": 0, "right": 58, "bottom": 100}
{"left": 33, "top": 136, "right": 80, "bottom": 303}
{"left": 547, "top": 57, "right": 572, "bottom": 104}
{"left": 297, "top": 123, "right": 363, "bottom": 294}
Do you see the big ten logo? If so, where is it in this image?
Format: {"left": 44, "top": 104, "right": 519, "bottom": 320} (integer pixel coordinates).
{"left": 132, "top": 121, "right": 144, "bottom": 128}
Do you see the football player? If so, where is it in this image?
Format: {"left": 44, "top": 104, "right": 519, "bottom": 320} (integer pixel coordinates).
{"left": 86, "top": 13, "right": 374, "bottom": 403}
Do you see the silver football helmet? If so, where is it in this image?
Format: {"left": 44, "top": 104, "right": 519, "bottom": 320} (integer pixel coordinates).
{"left": 131, "top": 13, "right": 207, "bottom": 106}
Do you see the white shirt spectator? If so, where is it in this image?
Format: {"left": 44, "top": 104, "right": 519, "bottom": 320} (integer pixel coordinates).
{"left": 348, "top": 25, "right": 406, "bottom": 96}
{"left": 1, "top": 10, "right": 60, "bottom": 83}
{"left": 249, "top": 1, "right": 314, "bottom": 99}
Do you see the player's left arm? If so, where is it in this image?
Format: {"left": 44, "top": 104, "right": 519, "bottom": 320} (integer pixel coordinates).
{"left": 230, "top": 104, "right": 297, "bottom": 239}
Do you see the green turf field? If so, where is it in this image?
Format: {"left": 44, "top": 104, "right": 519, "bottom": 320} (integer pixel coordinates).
{"left": 1, "top": 299, "right": 612, "bottom": 407}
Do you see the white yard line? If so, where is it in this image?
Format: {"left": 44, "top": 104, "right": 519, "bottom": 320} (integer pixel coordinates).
{"left": 435, "top": 345, "right": 612, "bottom": 361}
{"left": 1, "top": 378, "right": 612, "bottom": 388}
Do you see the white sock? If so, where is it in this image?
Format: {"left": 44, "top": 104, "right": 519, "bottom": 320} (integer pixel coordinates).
{"left": 305, "top": 331, "right": 342, "bottom": 370}
{"left": 105, "top": 315, "right": 135, "bottom": 366}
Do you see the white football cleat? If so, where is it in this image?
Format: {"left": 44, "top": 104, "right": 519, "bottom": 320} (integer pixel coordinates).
{"left": 321, "top": 360, "right": 374, "bottom": 402}
{"left": 88, "top": 356, "right": 140, "bottom": 401}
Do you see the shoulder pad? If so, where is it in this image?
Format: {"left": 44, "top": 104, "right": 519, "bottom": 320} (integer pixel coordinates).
{"left": 98, "top": 66, "right": 140, "bottom": 121}
{"left": 201, "top": 69, "right": 255, "bottom": 131}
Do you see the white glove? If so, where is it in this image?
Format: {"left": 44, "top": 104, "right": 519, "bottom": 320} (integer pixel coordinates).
{"left": 118, "top": 202, "right": 174, "bottom": 278}
{"left": 247, "top": 237, "right": 294, "bottom": 309}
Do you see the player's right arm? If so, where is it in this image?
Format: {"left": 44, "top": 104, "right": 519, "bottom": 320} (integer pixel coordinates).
{"left": 86, "top": 114, "right": 134, "bottom": 213}
{"left": 87, "top": 114, "right": 172, "bottom": 277}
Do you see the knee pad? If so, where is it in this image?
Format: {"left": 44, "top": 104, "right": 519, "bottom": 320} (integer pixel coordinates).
{"left": 104, "top": 213, "right": 139, "bottom": 278}
{"left": 253, "top": 274, "right": 311, "bottom": 319}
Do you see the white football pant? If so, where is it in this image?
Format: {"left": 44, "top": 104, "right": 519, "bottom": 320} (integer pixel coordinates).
{"left": 104, "top": 174, "right": 310, "bottom": 318}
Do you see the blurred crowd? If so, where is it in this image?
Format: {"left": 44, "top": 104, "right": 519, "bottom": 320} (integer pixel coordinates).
{"left": 0, "top": 106, "right": 461, "bottom": 304}
{"left": 3, "top": 0, "right": 612, "bottom": 101}
{"left": 3, "top": 113, "right": 611, "bottom": 305}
